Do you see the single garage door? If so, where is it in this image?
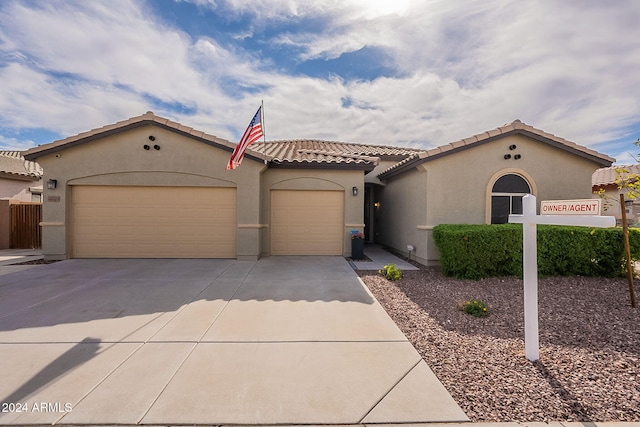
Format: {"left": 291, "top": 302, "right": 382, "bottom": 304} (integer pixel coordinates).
{"left": 271, "top": 190, "right": 344, "bottom": 255}
{"left": 71, "top": 186, "right": 236, "bottom": 258}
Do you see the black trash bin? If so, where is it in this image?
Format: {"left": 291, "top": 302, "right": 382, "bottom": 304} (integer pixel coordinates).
{"left": 351, "top": 237, "right": 365, "bottom": 260}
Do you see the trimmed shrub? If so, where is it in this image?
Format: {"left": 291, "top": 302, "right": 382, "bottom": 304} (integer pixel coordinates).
{"left": 433, "top": 224, "right": 522, "bottom": 279}
{"left": 433, "top": 224, "right": 640, "bottom": 279}
{"left": 379, "top": 263, "right": 403, "bottom": 281}
{"left": 628, "top": 227, "right": 640, "bottom": 260}
{"left": 536, "top": 226, "right": 622, "bottom": 277}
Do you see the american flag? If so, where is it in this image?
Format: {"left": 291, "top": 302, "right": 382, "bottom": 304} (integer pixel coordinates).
{"left": 226, "top": 106, "right": 263, "bottom": 170}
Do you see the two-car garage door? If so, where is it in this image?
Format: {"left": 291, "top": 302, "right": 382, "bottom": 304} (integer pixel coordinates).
{"left": 71, "top": 186, "right": 236, "bottom": 258}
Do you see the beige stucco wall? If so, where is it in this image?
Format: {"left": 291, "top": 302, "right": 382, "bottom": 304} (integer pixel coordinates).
{"left": 260, "top": 169, "right": 365, "bottom": 257}
{"left": 36, "top": 124, "right": 266, "bottom": 260}
{"left": 0, "top": 177, "right": 41, "bottom": 202}
{"left": 375, "top": 166, "right": 427, "bottom": 261}
{"left": 377, "top": 134, "right": 607, "bottom": 265}
{"left": 34, "top": 123, "right": 366, "bottom": 259}
{"left": 0, "top": 199, "right": 9, "bottom": 249}
{"left": 593, "top": 186, "right": 640, "bottom": 226}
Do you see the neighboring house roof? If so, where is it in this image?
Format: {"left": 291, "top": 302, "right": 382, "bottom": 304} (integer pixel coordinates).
{"left": 0, "top": 151, "right": 43, "bottom": 181}
{"left": 251, "top": 140, "right": 423, "bottom": 169}
{"left": 378, "top": 119, "right": 615, "bottom": 179}
{"left": 592, "top": 164, "right": 640, "bottom": 188}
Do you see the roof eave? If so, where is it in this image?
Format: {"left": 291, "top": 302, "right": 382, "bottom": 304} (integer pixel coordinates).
{"left": 516, "top": 130, "right": 614, "bottom": 167}
{"left": 377, "top": 155, "right": 424, "bottom": 180}
{"left": 378, "top": 129, "right": 614, "bottom": 179}
{"left": 24, "top": 120, "right": 150, "bottom": 160}
{"left": 23, "top": 119, "right": 267, "bottom": 163}
{"left": 0, "top": 171, "right": 41, "bottom": 181}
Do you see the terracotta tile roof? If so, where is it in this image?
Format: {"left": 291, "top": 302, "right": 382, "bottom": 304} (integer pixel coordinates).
{"left": 22, "top": 111, "right": 266, "bottom": 162}
{"left": 251, "top": 140, "right": 423, "bottom": 167}
{"left": 21, "top": 112, "right": 419, "bottom": 170}
{"left": 378, "top": 119, "right": 615, "bottom": 179}
{"left": 0, "top": 151, "right": 43, "bottom": 180}
{"left": 592, "top": 164, "right": 640, "bottom": 187}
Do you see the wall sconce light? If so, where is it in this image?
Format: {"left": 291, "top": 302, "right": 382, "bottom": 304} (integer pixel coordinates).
{"left": 352, "top": 186, "right": 358, "bottom": 196}
{"left": 46, "top": 179, "right": 57, "bottom": 190}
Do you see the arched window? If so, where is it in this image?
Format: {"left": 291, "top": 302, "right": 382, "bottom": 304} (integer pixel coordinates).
{"left": 490, "top": 174, "right": 531, "bottom": 224}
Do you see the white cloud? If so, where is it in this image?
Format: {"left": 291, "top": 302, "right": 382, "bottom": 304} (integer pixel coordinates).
{"left": 1, "top": 1, "right": 208, "bottom": 102}
{"left": 0, "top": 62, "right": 149, "bottom": 135}
{"left": 613, "top": 151, "right": 639, "bottom": 166}
{"left": 0, "top": 134, "right": 35, "bottom": 151}
{"left": 240, "top": 0, "right": 640, "bottom": 149}
{"left": 0, "top": 0, "right": 639, "bottom": 163}
{"left": 182, "top": 0, "right": 330, "bottom": 21}
{"left": 196, "top": 0, "right": 411, "bottom": 21}
{"left": 0, "top": 0, "right": 253, "bottom": 138}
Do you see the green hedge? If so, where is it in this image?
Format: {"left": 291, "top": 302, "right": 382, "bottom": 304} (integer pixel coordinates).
{"left": 433, "top": 224, "right": 640, "bottom": 279}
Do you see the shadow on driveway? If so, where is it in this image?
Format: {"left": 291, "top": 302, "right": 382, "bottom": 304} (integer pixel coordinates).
{"left": 0, "top": 257, "right": 373, "bottom": 334}
{"left": 0, "top": 337, "right": 101, "bottom": 406}
{"left": 0, "top": 257, "right": 468, "bottom": 425}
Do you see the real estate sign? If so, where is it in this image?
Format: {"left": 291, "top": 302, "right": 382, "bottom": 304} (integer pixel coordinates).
{"left": 509, "top": 195, "right": 615, "bottom": 361}
{"left": 540, "top": 199, "right": 601, "bottom": 215}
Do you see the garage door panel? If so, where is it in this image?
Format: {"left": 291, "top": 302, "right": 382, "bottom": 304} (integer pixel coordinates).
{"left": 271, "top": 190, "right": 344, "bottom": 255}
{"left": 71, "top": 186, "right": 236, "bottom": 258}
{"left": 216, "top": 208, "right": 236, "bottom": 219}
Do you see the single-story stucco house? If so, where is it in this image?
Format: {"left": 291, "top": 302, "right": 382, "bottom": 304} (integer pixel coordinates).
{"left": 592, "top": 164, "right": 640, "bottom": 226}
{"left": 0, "top": 151, "right": 43, "bottom": 202}
{"left": 0, "top": 151, "right": 43, "bottom": 249}
{"left": 372, "top": 120, "right": 614, "bottom": 264}
{"left": 23, "top": 113, "right": 614, "bottom": 263}
{"left": 22, "top": 111, "right": 421, "bottom": 260}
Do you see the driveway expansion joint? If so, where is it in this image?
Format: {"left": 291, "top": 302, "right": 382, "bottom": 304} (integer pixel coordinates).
{"left": 358, "top": 358, "right": 422, "bottom": 423}
{"left": 0, "top": 257, "right": 465, "bottom": 425}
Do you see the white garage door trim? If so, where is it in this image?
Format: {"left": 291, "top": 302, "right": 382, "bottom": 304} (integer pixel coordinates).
{"left": 71, "top": 185, "right": 236, "bottom": 258}
{"left": 270, "top": 189, "right": 344, "bottom": 255}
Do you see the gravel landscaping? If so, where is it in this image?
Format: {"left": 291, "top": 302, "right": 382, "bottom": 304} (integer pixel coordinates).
{"left": 359, "top": 266, "right": 640, "bottom": 422}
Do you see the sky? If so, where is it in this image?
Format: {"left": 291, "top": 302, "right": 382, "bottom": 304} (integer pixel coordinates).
{"left": 1, "top": 0, "right": 639, "bottom": 164}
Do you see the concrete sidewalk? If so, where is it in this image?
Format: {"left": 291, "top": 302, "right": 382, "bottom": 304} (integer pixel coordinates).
{"left": 0, "top": 248, "right": 44, "bottom": 275}
{"left": 351, "top": 244, "right": 419, "bottom": 271}
{"left": 421, "top": 423, "right": 640, "bottom": 427}
{"left": 0, "top": 256, "right": 467, "bottom": 425}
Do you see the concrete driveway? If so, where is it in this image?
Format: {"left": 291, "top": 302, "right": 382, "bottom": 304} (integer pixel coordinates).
{"left": 0, "top": 256, "right": 467, "bottom": 425}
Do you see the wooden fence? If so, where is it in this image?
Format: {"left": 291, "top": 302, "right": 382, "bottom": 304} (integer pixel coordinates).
{"left": 10, "top": 203, "right": 42, "bottom": 249}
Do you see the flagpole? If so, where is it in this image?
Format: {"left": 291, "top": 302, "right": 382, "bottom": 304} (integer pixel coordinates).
{"left": 261, "top": 100, "right": 268, "bottom": 164}
{"left": 261, "top": 99, "right": 266, "bottom": 143}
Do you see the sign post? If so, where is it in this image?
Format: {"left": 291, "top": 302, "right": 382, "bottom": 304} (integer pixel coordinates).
{"left": 509, "top": 195, "right": 615, "bottom": 361}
